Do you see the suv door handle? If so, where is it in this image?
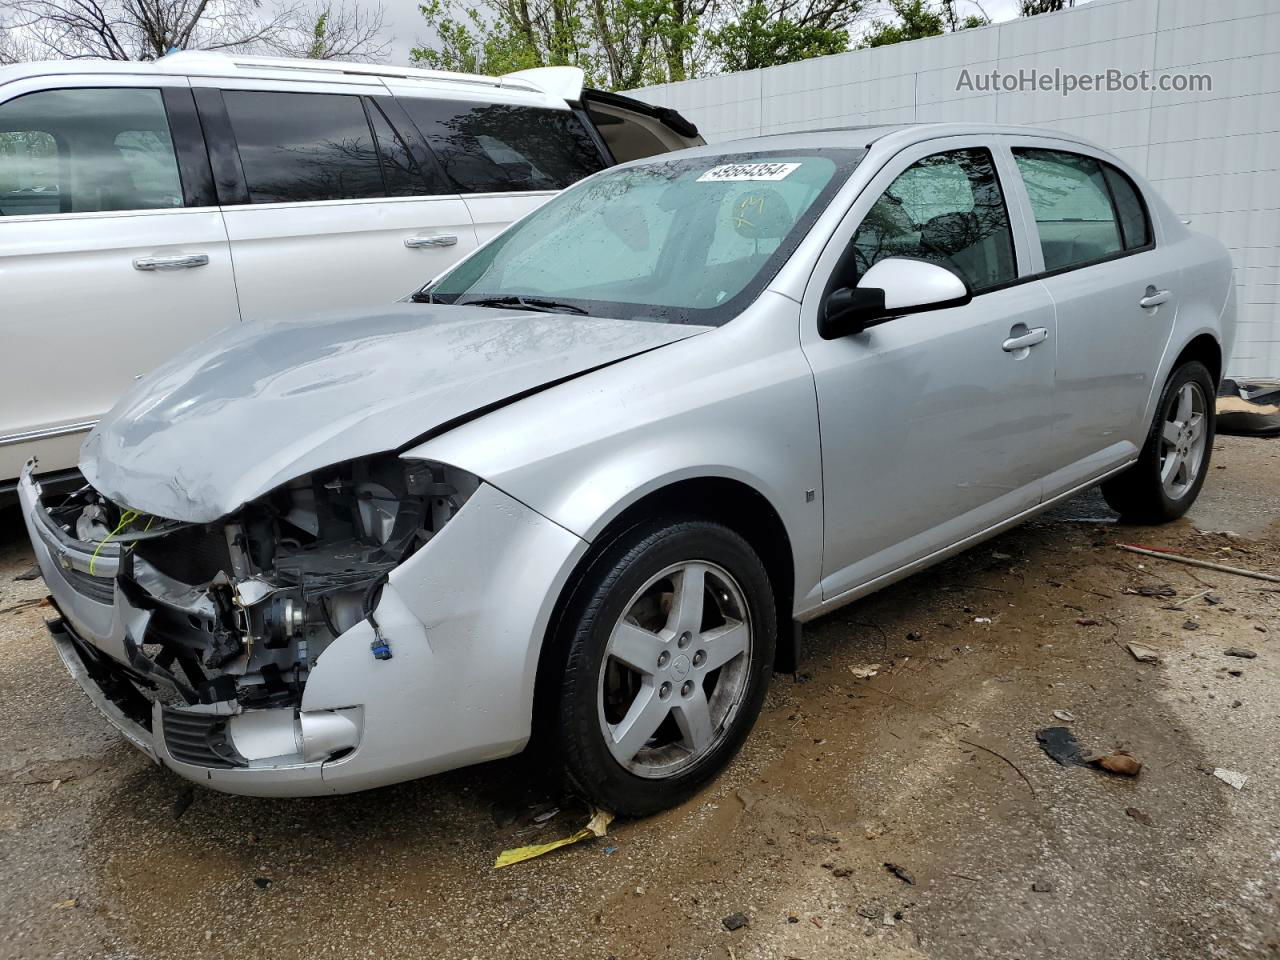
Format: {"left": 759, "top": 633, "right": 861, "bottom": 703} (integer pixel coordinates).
{"left": 1002, "top": 327, "right": 1049, "bottom": 352}
{"left": 404, "top": 234, "right": 458, "bottom": 249}
{"left": 133, "top": 254, "right": 209, "bottom": 271}
{"left": 1139, "top": 287, "right": 1171, "bottom": 308}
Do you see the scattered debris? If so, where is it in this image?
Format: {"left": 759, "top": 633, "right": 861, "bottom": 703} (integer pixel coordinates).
{"left": 1227, "top": 668, "right": 1245, "bottom": 678}
{"left": 1031, "top": 880, "right": 1054, "bottom": 893}
{"left": 1037, "top": 726, "right": 1085, "bottom": 767}
{"left": 53, "top": 898, "right": 78, "bottom": 909}
{"left": 857, "top": 903, "right": 883, "bottom": 920}
{"left": 831, "top": 866, "right": 853, "bottom": 878}
{"left": 1205, "top": 593, "right": 1224, "bottom": 605}
{"left": 1052, "top": 709, "right": 1076, "bottom": 723}
{"left": 1116, "top": 544, "right": 1280, "bottom": 584}
{"left": 1213, "top": 768, "right": 1248, "bottom": 790}
{"left": 494, "top": 808, "right": 614, "bottom": 869}
{"left": 1223, "top": 647, "right": 1257, "bottom": 659}
{"left": 1087, "top": 751, "right": 1142, "bottom": 778}
{"left": 1232, "top": 699, "right": 1243, "bottom": 709}
{"left": 13, "top": 566, "right": 41, "bottom": 581}
{"left": 849, "top": 664, "right": 880, "bottom": 679}
{"left": 1216, "top": 378, "right": 1280, "bottom": 436}
{"left": 973, "top": 617, "right": 993, "bottom": 624}
{"left": 1127, "top": 643, "right": 1161, "bottom": 664}
{"left": 1132, "top": 584, "right": 1176, "bottom": 597}
{"left": 1075, "top": 618, "right": 1101, "bottom": 627}
{"left": 532, "top": 806, "right": 560, "bottom": 824}
{"left": 1125, "top": 807, "right": 1153, "bottom": 827}
{"left": 884, "top": 862, "right": 916, "bottom": 885}
{"left": 721, "top": 912, "right": 749, "bottom": 931}
{"left": 1183, "top": 620, "right": 1200, "bottom": 631}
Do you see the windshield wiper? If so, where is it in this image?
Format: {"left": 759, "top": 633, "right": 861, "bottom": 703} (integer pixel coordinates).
{"left": 409, "top": 288, "right": 435, "bottom": 303}
{"left": 457, "top": 295, "right": 588, "bottom": 316}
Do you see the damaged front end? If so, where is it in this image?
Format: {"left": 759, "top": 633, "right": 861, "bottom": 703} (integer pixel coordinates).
{"left": 21, "top": 455, "right": 476, "bottom": 780}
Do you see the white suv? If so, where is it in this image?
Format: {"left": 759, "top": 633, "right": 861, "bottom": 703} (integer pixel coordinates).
{"left": 0, "top": 52, "right": 700, "bottom": 493}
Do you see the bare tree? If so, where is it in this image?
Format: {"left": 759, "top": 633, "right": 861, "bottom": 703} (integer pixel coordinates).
{"left": 269, "top": 2, "right": 390, "bottom": 61}
{"left": 0, "top": 0, "right": 387, "bottom": 62}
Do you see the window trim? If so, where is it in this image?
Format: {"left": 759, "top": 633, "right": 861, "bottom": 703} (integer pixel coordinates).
{"left": 160, "top": 86, "right": 216, "bottom": 208}
{"left": 368, "top": 94, "right": 453, "bottom": 196}
{"left": 1010, "top": 145, "right": 1157, "bottom": 281}
{"left": 192, "top": 87, "right": 249, "bottom": 206}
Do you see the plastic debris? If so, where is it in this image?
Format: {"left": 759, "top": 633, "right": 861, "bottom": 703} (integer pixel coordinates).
{"left": 494, "top": 808, "right": 614, "bottom": 868}
{"left": 1037, "top": 726, "right": 1085, "bottom": 767}
{"left": 884, "top": 862, "right": 915, "bottom": 885}
{"left": 849, "top": 664, "right": 880, "bottom": 679}
{"left": 974, "top": 617, "right": 993, "bottom": 624}
{"left": 1052, "top": 709, "right": 1076, "bottom": 723}
{"left": 1127, "top": 642, "right": 1161, "bottom": 664}
{"left": 1213, "top": 768, "right": 1248, "bottom": 790}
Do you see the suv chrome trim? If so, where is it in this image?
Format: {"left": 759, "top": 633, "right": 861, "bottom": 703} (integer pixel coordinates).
{"left": 0, "top": 420, "right": 98, "bottom": 447}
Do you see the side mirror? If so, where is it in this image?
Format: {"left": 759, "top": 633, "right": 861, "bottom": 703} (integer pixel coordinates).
{"left": 819, "top": 258, "right": 972, "bottom": 340}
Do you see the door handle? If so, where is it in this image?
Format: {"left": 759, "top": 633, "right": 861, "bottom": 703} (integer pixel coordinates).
{"left": 1002, "top": 327, "right": 1049, "bottom": 352}
{"left": 1139, "top": 287, "right": 1171, "bottom": 308}
{"left": 404, "top": 234, "right": 458, "bottom": 249}
{"left": 133, "top": 254, "right": 209, "bottom": 271}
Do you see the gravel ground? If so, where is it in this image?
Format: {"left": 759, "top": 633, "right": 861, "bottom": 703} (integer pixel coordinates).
{"left": 1, "top": 435, "right": 1277, "bottom": 960}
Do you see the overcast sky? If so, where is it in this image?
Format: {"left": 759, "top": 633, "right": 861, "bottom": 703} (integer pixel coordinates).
{"left": 380, "top": 0, "right": 1075, "bottom": 69}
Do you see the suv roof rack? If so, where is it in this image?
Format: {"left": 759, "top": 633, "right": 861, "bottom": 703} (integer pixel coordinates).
{"left": 156, "top": 50, "right": 545, "bottom": 94}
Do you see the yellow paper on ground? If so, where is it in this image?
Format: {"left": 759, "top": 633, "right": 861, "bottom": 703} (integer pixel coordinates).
{"left": 494, "top": 809, "right": 614, "bottom": 869}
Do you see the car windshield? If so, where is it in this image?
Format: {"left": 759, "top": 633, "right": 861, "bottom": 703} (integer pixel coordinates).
{"left": 425, "top": 149, "right": 864, "bottom": 325}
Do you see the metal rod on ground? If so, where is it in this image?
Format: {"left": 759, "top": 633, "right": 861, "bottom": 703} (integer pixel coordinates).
{"left": 1115, "top": 543, "right": 1280, "bottom": 584}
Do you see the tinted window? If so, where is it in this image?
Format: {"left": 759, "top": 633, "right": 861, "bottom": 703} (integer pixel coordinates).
{"left": 0, "top": 88, "right": 182, "bottom": 216}
{"left": 1102, "top": 163, "right": 1152, "bottom": 249}
{"left": 224, "top": 91, "right": 383, "bottom": 203}
{"left": 400, "top": 99, "right": 605, "bottom": 193}
{"left": 366, "top": 100, "right": 430, "bottom": 197}
{"left": 851, "top": 148, "right": 1016, "bottom": 292}
{"left": 1013, "top": 148, "right": 1125, "bottom": 271}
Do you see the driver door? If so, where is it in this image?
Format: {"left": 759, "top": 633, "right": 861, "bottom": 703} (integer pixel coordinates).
{"left": 800, "top": 138, "right": 1057, "bottom": 602}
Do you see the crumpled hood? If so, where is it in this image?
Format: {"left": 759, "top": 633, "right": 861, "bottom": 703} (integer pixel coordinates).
{"left": 82, "top": 305, "right": 706, "bottom": 522}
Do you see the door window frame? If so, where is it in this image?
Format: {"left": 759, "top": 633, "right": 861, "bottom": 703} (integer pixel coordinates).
{"left": 0, "top": 76, "right": 211, "bottom": 219}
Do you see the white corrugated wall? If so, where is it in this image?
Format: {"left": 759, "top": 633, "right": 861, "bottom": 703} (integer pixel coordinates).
{"left": 627, "top": 0, "right": 1279, "bottom": 378}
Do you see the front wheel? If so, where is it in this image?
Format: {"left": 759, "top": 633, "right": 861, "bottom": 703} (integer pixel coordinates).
{"left": 1101, "top": 360, "right": 1216, "bottom": 523}
{"left": 555, "top": 520, "right": 775, "bottom": 816}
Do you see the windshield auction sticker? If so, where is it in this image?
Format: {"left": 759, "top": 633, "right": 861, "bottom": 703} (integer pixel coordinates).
{"left": 697, "top": 162, "right": 802, "bottom": 182}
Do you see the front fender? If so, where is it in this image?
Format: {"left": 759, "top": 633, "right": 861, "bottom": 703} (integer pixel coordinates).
{"left": 405, "top": 296, "right": 825, "bottom": 614}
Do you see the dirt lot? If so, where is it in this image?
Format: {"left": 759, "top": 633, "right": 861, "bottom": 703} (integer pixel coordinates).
{"left": 1, "top": 435, "right": 1277, "bottom": 960}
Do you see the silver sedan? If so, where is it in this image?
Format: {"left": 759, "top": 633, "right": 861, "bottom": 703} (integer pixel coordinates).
{"left": 21, "top": 124, "right": 1235, "bottom": 814}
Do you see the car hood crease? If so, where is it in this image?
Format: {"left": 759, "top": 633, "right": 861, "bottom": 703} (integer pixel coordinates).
{"left": 80, "top": 305, "right": 707, "bottom": 522}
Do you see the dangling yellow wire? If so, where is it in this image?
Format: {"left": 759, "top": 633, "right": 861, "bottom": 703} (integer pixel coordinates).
{"left": 89, "top": 510, "right": 138, "bottom": 576}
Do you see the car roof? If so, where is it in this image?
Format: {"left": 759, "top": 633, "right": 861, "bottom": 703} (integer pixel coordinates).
{"left": 657, "top": 122, "right": 1103, "bottom": 155}
{"left": 0, "top": 51, "right": 572, "bottom": 108}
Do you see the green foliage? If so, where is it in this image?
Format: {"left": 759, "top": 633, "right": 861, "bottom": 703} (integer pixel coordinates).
{"left": 706, "top": 2, "right": 848, "bottom": 72}
{"left": 307, "top": 9, "right": 329, "bottom": 60}
{"left": 860, "top": 0, "right": 987, "bottom": 49}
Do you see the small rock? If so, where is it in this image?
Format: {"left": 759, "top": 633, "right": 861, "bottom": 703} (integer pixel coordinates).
{"left": 252, "top": 877, "right": 272, "bottom": 890}
{"left": 884, "top": 862, "right": 915, "bottom": 885}
{"left": 1183, "top": 620, "right": 1200, "bottom": 631}
{"left": 787, "top": 913, "right": 799, "bottom": 923}
{"left": 1227, "top": 668, "right": 1244, "bottom": 677}
{"left": 1223, "top": 647, "right": 1257, "bottom": 659}
{"left": 1205, "top": 593, "right": 1223, "bottom": 605}
{"left": 1213, "top": 768, "right": 1247, "bottom": 790}
{"left": 906, "top": 631, "right": 923, "bottom": 642}
{"left": 1125, "top": 807, "right": 1153, "bottom": 827}
{"left": 1254, "top": 624, "right": 1267, "bottom": 633}
{"left": 1075, "top": 618, "right": 1101, "bottom": 627}
{"left": 1031, "top": 880, "right": 1054, "bottom": 893}
{"left": 857, "top": 903, "right": 882, "bottom": 920}
{"left": 831, "top": 866, "right": 853, "bottom": 878}
{"left": 722, "top": 912, "right": 749, "bottom": 931}
{"left": 1231, "top": 700, "right": 1243, "bottom": 709}
{"left": 1127, "top": 643, "right": 1161, "bottom": 664}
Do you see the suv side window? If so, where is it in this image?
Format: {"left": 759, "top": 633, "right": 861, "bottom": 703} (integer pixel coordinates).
{"left": 399, "top": 99, "right": 605, "bottom": 194}
{"left": 223, "top": 90, "right": 384, "bottom": 204}
{"left": 0, "top": 88, "right": 183, "bottom": 217}
{"left": 1013, "top": 148, "right": 1148, "bottom": 271}
{"left": 850, "top": 147, "right": 1017, "bottom": 293}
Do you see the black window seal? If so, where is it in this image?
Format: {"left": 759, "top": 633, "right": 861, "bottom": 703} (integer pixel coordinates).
{"left": 359, "top": 97, "right": 391, "bottom": 196}
{"left": 571, "top": 102, "right": 615, "bottom": 166}
{"left": 581, "top": 88, "right": 699, "bottom": 140}
{"left": 191, "top": 87, "right": 249, "bottom": 206}
{"left": 160, "top": 87, "right": 216, "bottom": 209}
{"left": 1100, "top": 161, "right": 1153, "bottom": 251}
{"left": 370, "top": 94, "right": 453, "bottom": 195}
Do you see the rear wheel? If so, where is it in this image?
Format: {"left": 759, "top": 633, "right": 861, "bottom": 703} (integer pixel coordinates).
{"left": 555, "top": 519, "right": 775, "bottom": 816}
{"left": 1101, "top": 360, "right": 1215, "bottom": 523}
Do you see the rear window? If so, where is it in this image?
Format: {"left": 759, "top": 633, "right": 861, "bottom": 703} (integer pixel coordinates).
{"left": 399, "top": 99, "right": 605, "bottom": 194}
{"left": 223, "top": 90, "right": 385, "bottom": 204}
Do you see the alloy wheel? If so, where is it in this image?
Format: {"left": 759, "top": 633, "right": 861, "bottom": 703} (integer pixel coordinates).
{"left": 1159, "top": 380, "right": 1208, "bottom": 500}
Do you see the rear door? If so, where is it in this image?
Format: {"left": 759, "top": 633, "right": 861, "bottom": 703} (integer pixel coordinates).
{"left": 199, "top": 81, "right": 478, "bottom": 323}
{"left": 580, "top": 89, "right": 704, "bottom": 163}
{"left": 1002, "top": 138, "right": 1179, "bottom": 494}
{"left": 0, "top": 76, "right": 238, "bottom": 483}
{"left": 391, "top": 91, "right": 610, "bottom": 243}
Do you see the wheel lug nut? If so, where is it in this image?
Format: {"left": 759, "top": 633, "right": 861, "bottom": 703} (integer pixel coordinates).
{"left": 657, "top": 651, "right": 670, "bottom": 668}
{"left": 693, "top": 650, "right": 706, "bottom": 667}
{"left": 681, "top": 680, "right": 694, "bottom": 697}
{"left": 678, "top": 632, "right": 692, "bottom": 649}
{"left": 659, "top": 681, "right": 672, "bottom": 699}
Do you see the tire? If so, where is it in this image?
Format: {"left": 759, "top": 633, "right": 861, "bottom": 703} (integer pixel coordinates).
{"left": 1101, "top": 360, "right": 1216, "bottom": 523}
{"left": 555, "top": 519, "right": 776, "bottom": 816}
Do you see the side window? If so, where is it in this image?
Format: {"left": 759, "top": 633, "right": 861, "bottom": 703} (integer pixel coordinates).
{"left": 223, "top": 91, "right": 383, "bottom": 204}
{"left": 364, "top": 100, "right": 430, "bottom": 197}
{"left": 1102, "top": 163, "right": 1152, "bottom": 250}
{"left": 1013, "top": 148, "right": 1126, "bottom": 271}
{"left": 850, "top": 148, "right": 1016, "bottom": 293}
{"left": 400, "top": 99, "right": 606, "bottom": 194}
{"left": 0, "top": 88, "right": 182, "bottom": 217}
